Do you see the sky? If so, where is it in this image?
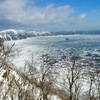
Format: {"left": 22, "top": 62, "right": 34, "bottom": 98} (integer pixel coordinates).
{"left": 0, "top": 0, "right": 100, "bottom": 31}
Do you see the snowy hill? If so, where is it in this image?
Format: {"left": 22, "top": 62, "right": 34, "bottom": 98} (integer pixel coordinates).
{"left": 0, "top": 29, "right": 100, "bottom": 41}
{"left": 0, "top": 29, "right": 51, "bottom": 41}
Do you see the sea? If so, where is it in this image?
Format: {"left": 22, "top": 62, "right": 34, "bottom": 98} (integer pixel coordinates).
{"left": 6, "top": 35, "right": 100, "bottom": 69}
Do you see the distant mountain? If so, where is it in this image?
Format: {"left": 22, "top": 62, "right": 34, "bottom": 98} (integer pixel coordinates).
{"left": 0, "top": 29, "right": 100, "bottom": 41}
{"left": 51, "top": 30, "right": 100, "bottom": 35}
{"left": 0, "top": 29, "right": 50, "bottom": 41}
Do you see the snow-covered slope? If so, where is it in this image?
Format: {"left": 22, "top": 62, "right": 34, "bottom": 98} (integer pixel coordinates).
{"left": 1, "top": 29, "right": 100, "bottom": 41}
{"left": 0, "top": 29, "right": 51, "bottom": 41}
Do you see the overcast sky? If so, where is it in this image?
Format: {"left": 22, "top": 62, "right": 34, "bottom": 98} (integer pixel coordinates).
{"left": 0, "top": 0, "right": 100, "bottom": 31}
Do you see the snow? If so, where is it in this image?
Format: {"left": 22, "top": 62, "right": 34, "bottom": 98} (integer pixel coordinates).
{"left": 0, "top": 29, "right": 25, "bottom": 34}
{"left": 0, "top": 29, "right": 51, "bottom": 41}
{"left": 1, "top": 34, "right": 100, "bottom": 99}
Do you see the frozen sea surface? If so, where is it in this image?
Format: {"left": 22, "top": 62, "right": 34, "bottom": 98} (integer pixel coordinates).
{"left": 6, "top": 35, "right": 100, "bottom": 68}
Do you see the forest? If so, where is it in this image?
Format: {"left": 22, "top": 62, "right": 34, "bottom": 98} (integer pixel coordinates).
{"left": 0, "top": 44, "right": 100, "bottom": 100}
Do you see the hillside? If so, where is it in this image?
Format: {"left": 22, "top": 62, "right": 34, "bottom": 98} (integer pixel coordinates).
{"left": 0, "top": 29, "right": 100, "bottom": 41}
{"left": 0, "top": 29, "right": 50, "bottom": 41}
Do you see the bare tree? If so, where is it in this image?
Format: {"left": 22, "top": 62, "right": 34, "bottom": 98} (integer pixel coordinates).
{"left": 92, "top": 54, "right": 100, "bottom": 100}
{"left": 0, "top": 44, "right": 19, "bottom": 100}
{"left": 60, "top": 53, "right": 83, "bottom": 100}
{"left": 37, "top": 54, "right": 58, "bottom": 100}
